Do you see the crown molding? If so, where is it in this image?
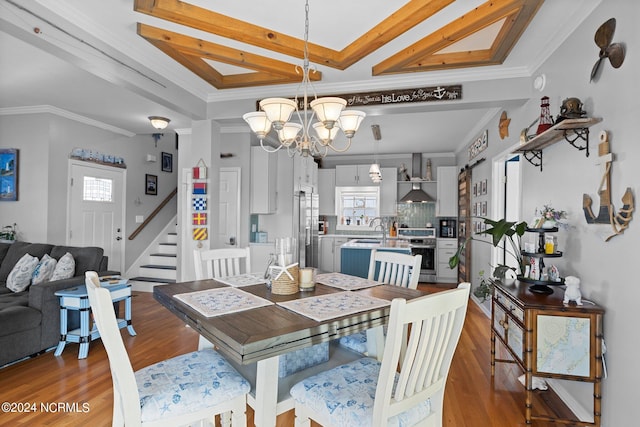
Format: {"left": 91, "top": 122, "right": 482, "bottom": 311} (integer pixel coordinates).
{"left": 0, "top": 105, "right": 135, "bottom": 137}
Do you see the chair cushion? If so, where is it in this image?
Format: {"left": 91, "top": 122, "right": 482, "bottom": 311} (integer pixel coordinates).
{"left": 50, "top": 252, "right": 75, "bottom": 281}
{"left": 31, "top": 254, "right": 57, "bottom": 285}
{"left": 290, "top": 357, "right": 431, "bottom": 427}
{"left": 338, "top": 331, "right": 368, "bottom": 354}
{"left": 6, "top": 253, "right": 39, "bottom": 292}
{"left": 135, "top": 349, "right": 250, "bottom": 423}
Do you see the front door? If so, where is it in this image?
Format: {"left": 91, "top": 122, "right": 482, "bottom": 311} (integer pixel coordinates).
{"left": 68, "top": 160, "right": 125, "bottom": 271}
{"left": 217, "top": 167, "right": 240, "bottom": 248}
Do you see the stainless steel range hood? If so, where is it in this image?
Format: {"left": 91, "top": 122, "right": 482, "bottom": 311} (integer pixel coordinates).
{"left": 399, "top": 154, "right": 434, "bottom": 203}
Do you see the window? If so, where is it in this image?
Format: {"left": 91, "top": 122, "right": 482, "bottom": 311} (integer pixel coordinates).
{"left": 335, "top": 186, "right": 380, "bottom": 230}
{"left": 83, "top": 176, "right": 113, "bottom": 202}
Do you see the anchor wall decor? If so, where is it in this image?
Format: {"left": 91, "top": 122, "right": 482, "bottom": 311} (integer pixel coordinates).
{"left": 583, "top": 130, "right": 634, "bottom": 241}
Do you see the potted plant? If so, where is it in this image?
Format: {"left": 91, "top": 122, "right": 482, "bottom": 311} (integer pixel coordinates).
{"left": 473, "top": 269, "right": 493, "bottom": 302}
{"left": 0, "top": 223, "right": 17, "bottom": 243}
{"left": 532, "top": 204, "right": 567, "bottom": 229}
{"left": 449, "top": 217, "right": 528, "bottom": 279}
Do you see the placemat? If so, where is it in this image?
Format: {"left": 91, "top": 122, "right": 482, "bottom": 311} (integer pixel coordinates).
{"left": 215, "top": 273, "right": 267, "bottom": 287}
{"left": 315, "top": 272, "right": 382, "bottom": 291}
{"left": 174, "top": 287, "right": 273, "bottom": 317}
{"left": 277, "top": 291, "right": 390, "bottom": 322}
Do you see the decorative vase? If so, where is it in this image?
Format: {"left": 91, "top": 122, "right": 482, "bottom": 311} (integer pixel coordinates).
{"left": 542, "top": 220, "right": 556, "bottom": 229}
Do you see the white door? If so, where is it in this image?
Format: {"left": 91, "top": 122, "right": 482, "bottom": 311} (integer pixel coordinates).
{"left": 68, "top": 161, "right": 125, "bottom": 271}
{"left": 217, "top": 167, "right": 240, "bottom": 248}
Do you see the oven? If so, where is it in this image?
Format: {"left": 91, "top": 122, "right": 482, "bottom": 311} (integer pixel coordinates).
{"left": 398, "top": 228, "right": 437, "bottom": 282}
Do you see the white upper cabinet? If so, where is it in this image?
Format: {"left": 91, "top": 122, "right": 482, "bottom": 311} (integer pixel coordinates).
{"left": 294, "top": 155, "right": 318, "bottom": 191}
{"left": 318, "top": 169, "right": 336, "bottom": 216}
{"left": 335, "top": 164, "right": 372, "bottom": 186}
{"left": 250, "top": 147, "right": 277, "bottom": 214}
{"left": 436, "top": 166, "right": 458, "bottom": 217}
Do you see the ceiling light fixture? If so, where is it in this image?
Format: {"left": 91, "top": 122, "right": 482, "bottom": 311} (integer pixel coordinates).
{"left": 243, "top": 0, "right": 365, "bottom": 158}
{"left": 149, "top": 116, "right": 170, "bottom": 130}
{"left": 149, "top": 116, "right": 170, "bottom": 146}
{"left": 369, "top": 124, "right": 382, "bottom": 183}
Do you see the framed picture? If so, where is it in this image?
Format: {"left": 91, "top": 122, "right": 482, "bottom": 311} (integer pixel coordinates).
{"left": 481, "top": 179, "right": 488, "bottom": 195}
{"left": 0, "top": 149, "right": 18, "bottom": 201}
{"left": 473, "top": 182, "right": 477, "bottom": 197}
{"left": 481, "top": 201, "right": 488, "bottom": 216}
{"left": 161, "top": 152, "right": 172, "bottom": 172}
{"left": 145, "top": 174, "right": 157, "bottom": 195}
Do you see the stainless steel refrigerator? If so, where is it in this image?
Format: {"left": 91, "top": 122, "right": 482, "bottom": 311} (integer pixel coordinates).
{"left": 293, "top": 186, "right": 319, "bottom": 268}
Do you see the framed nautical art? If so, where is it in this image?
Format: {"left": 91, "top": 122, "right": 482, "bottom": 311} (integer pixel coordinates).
{"left": 0, "top": 149, "right": 18, "bottom": 201}
{"left": 145, "top": 174, "right": 157, "bottom": 195}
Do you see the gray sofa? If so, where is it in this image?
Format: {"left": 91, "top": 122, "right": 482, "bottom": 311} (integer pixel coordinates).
{"left": 0, "top": 241, "right": 116, "bottom": 367}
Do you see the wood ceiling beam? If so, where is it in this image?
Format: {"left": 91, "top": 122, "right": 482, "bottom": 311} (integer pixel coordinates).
{"left": 134, "top": 0, "right": 453, "bottom": 70}
{"left": 373, "top": 0, "right": 544, "bottom": 75}
{"left": 137, "top": 23, "right": 318, "bottom": 89}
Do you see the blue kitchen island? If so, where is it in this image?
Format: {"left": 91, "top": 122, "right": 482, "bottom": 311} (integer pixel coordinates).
{"left": 340, "top": 239, "right": 412, "bottom": 278}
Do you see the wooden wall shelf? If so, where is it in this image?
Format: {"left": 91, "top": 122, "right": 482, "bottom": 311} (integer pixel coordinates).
{"left": 513, "top": 117, "right": 602, "bottom": 171}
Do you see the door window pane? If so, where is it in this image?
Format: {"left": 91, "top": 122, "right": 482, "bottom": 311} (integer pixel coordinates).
{"left": 83, "top": 176, "right": 113, "bottom": 202}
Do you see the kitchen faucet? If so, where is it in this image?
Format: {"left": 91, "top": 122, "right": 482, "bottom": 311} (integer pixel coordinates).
{"left": 369, "top": 217, "right": 388, "bottom": 243}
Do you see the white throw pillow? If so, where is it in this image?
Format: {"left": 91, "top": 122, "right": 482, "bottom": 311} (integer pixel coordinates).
{"left": 50, "top": 252, "right": 76, "bottom": 281}
{"left": 32, "top": 254, "right": 58, "bottom": 285}
{"left": 6, "top": 253, "right": 39, "bottom": 292}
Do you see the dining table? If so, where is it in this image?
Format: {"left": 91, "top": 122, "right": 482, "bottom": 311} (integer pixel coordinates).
{"left": 153, "top": 273, "right": 427, "bottom": 427}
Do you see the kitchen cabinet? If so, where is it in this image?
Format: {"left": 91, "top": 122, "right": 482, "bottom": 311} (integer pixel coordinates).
{"left": 379, "top": 167, "right": 397, "bottom": 216}
{"left": 250, "top": 147, "right": 277, "bottom": 214}
{"left": 436, "top": 238, "right": 457, "bottom": 283}
{"left": 249, "top": 243, "right": 275, "bottom": 276}
{"left": 294, "top": 155, "right": 318, "bottom": 191}
{"left": 436, "top": 166, "right": 458, "bottom": 217}
{"left": 318, "top": 169, "right": 336, "bottom": 216}
{"left": 335, "top": 164, "right": 371, "bottom": 186}
{"left": 491, "top": 279, "right": 604, "bottom": 426}
{"left": 318, "top": 236, "right": 349, "bottom": 273}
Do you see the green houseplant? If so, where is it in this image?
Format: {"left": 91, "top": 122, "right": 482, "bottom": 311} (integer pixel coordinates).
{"left": 449, "top": 217, "right": 528, "bottom": 279}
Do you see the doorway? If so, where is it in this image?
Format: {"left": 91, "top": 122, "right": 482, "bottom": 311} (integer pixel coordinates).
{"left": 217, "top": 167, "right": 240, "bottom": 248}
{"left": 491, "top": 153, "right": 522, "bottom": 271}
{"left": 67, "top": 160, "right": 126, "bottom": 271}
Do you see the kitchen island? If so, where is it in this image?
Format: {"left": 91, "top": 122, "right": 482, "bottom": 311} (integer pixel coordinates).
{"left": 340, "top": 239, "right": 412, "bottom": 278}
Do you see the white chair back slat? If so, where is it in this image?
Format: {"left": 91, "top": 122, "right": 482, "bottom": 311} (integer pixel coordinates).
{"left": 194, "top": 247, "right": 251, "bottom": 280}
{"left": 367, "top": 250, "right": 421, "bottom": 289}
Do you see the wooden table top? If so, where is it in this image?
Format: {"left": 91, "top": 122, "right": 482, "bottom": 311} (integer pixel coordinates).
{"left": 154, "top": 279, "right": 426, "bottom": 365}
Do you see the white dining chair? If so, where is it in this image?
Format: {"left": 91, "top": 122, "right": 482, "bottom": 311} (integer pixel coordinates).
{"left": 290, "top": 282, "right": 471, "bottom": 427}
{"left": 85, "top": 271, "right": 250, "bottom": 427}
{"left": 193, "top": 247, "right": 252, "bottom": 349}
{"left": 194, "top": 247, "right": 252, "bottom": 280}
{"left": 339, "top": 250, "right": 422, "bottom": 357}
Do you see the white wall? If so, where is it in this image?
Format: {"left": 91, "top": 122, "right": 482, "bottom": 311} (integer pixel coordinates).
{"left": 0, "top": 112, "right": 178, "bottom": 271}
{"left": 457, "top": 0, "right": 638, "bottom": 424}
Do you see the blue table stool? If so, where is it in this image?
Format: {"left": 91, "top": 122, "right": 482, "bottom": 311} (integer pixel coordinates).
{"left": 54, "top": 278, "right": 136, "bottom": 359}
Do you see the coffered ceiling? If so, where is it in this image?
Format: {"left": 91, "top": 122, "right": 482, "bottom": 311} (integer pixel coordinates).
{"left": 0, "top": 0, "right": 601, "bottom": 156}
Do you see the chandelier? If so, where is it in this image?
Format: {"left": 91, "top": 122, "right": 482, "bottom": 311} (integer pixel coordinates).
{"left": 243, "top": 0, "right": 365, "bottom": 158}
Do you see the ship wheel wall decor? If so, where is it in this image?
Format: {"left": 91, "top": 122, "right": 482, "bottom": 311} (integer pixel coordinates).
{"left": 582, "top": 131, "right": 634, "bottom": 241}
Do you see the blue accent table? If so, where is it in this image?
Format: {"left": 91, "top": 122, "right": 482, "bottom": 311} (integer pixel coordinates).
{"left": 54, "top": 278, "right": 136, "bottom": 359}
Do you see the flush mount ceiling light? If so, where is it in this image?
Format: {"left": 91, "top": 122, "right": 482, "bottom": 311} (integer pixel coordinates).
{"left": 149, "top": 116, "right": 170, "bottom": 146}
{"left": 243, "top": 0, "right": 365, "bottom": 158}
{"left": 149, "top": 116, "right": 170, "bottom": 130}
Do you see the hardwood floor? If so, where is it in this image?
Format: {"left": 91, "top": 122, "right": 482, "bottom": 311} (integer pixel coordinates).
{"left": 0, "top": 283, "right": 575, "bottom": 426}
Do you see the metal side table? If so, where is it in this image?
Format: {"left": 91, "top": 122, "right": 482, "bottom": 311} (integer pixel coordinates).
{"left": 54, "top": 278, "right": 136, "bottom": 359}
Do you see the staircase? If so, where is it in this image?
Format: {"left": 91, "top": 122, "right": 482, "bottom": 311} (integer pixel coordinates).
{"left": 129, "top": 232, "right": 177, "bottom": 292}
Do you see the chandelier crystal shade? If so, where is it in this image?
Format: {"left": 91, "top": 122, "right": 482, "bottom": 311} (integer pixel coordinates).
{"left": 243, "top": 0, "right": 365, "bottom": 158}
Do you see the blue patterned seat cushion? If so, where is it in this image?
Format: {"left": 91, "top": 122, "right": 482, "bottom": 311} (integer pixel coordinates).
{"left": 290, "top": 357, "right": 431, "bottom": 427}
{"left": 338, "top": 331, "right": 368, "bottom": 354}
{"left": 136, "top": 349, "right": 250, "bottom": 423}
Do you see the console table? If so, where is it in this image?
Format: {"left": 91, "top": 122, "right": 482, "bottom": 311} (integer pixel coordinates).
{"left": 54, "top": 278, "right": 136, "bottom": 359}
{"left": 490, "top": 279, "right": 604, "bottom": 426}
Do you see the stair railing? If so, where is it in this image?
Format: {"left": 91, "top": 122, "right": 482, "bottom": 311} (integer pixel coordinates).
{"left": 128, "top": 187, "right": 177, "bottom": 240}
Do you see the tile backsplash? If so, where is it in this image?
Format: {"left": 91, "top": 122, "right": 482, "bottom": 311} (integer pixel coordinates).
{"left": 396, "top": 203, "right": 436, "bottom": 228}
